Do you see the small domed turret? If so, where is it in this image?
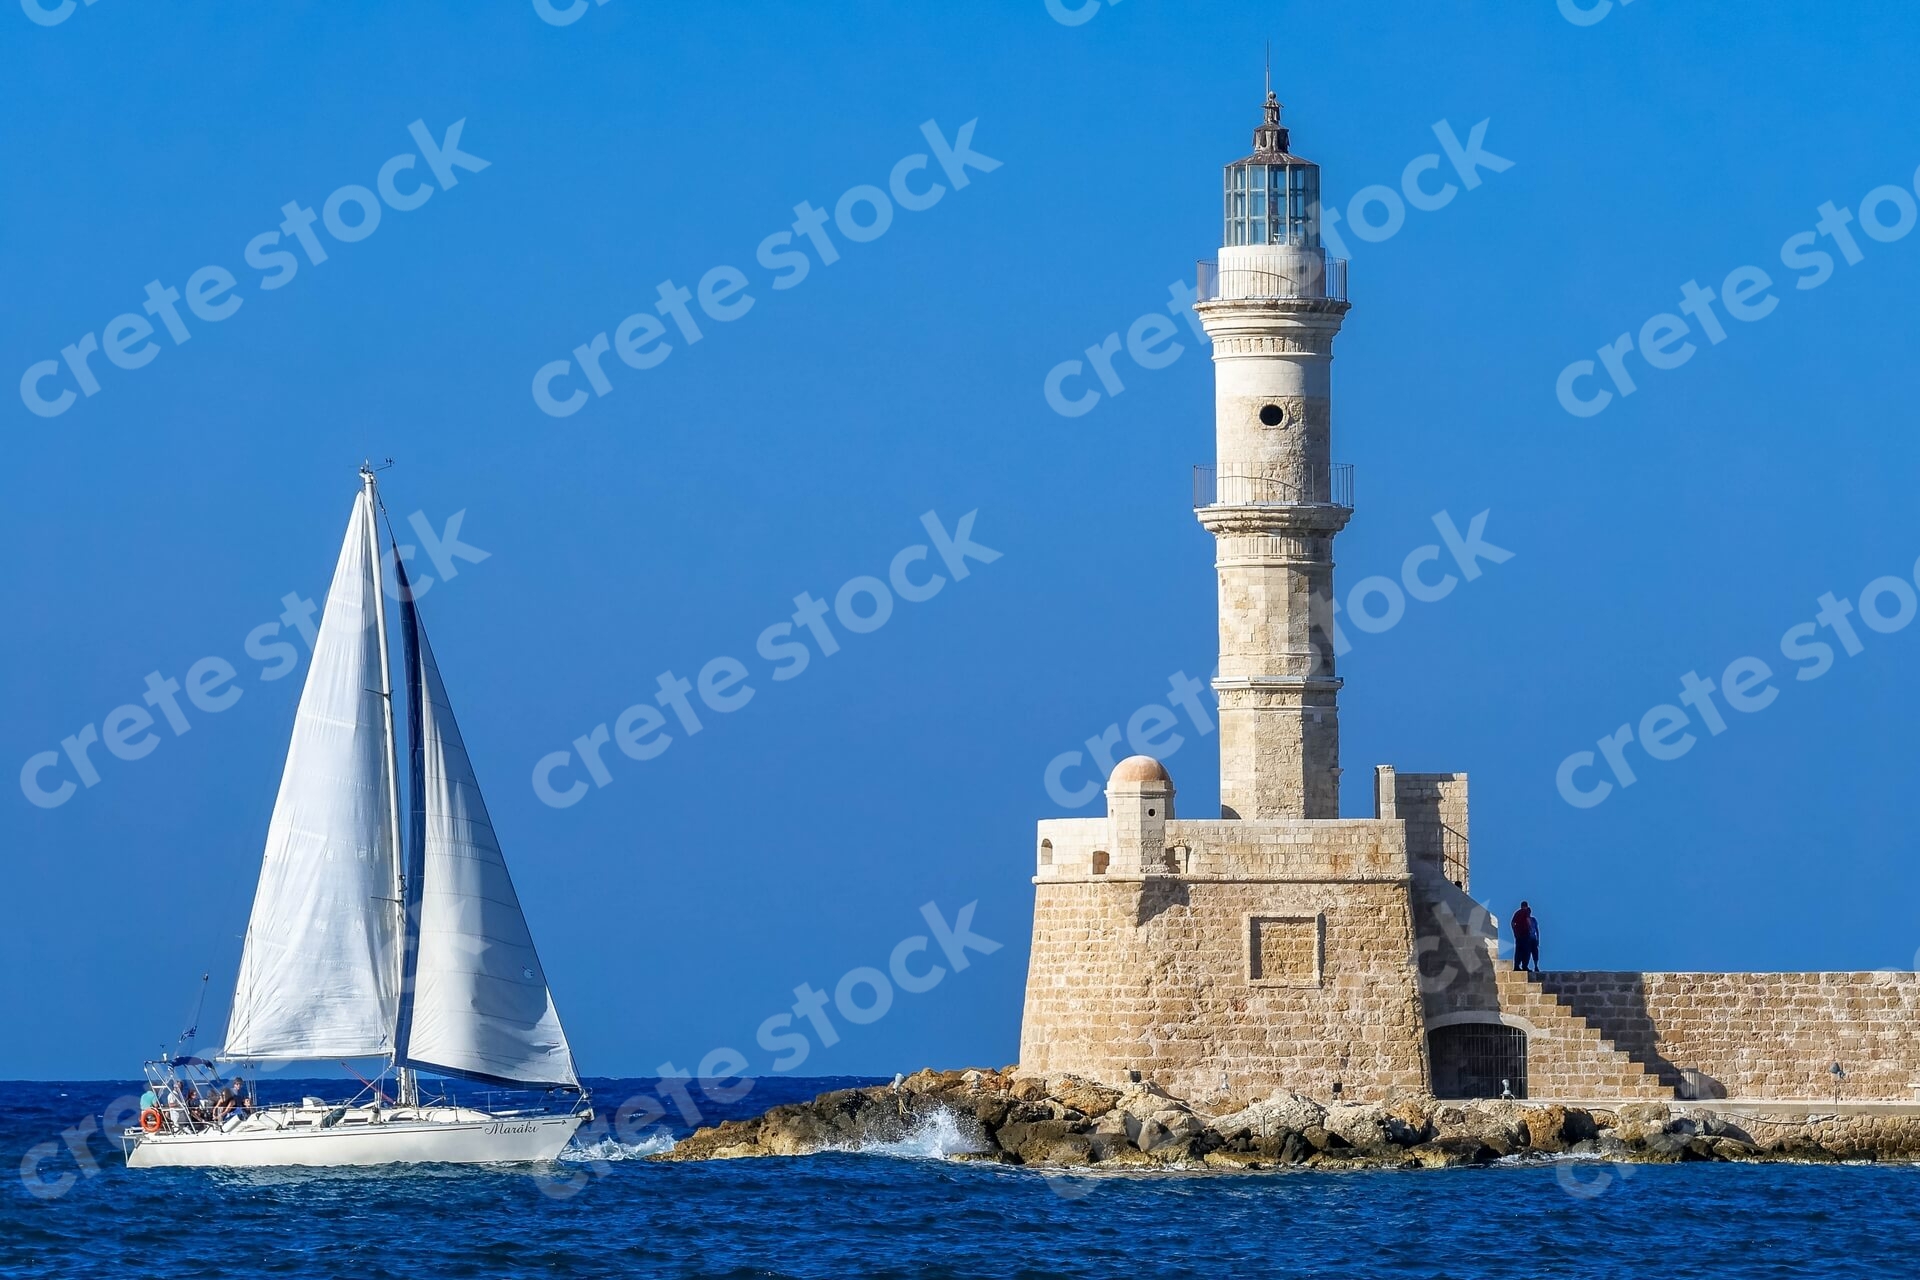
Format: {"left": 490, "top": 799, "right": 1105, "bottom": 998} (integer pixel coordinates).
{"left": 1107, "top": 757, "right": 1175, "bottom": 874}
{"left": 1109, "top": 755, "right": 1172, "bottom": 785}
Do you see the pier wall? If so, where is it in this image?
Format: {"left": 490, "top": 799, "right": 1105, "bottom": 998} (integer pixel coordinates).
{"left": 1542, "top": 971, "right": 1920, "bottom": 1102}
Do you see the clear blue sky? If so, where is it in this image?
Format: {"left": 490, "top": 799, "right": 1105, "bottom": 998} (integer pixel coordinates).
{"left": 5, "top": 0, "right": 1919, "bottom": 1080}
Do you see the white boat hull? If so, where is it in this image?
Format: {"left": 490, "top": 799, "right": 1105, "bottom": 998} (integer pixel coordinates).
{"left": 123, "top": 1109, "right": 585, "bottom": 1169}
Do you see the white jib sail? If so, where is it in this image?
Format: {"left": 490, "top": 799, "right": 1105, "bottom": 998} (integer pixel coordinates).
{"left": 402, "top": 618, "right": 577, "bottom": 1088}
{"left": 223, "top": 491, "right": 400, "bottom": 1060}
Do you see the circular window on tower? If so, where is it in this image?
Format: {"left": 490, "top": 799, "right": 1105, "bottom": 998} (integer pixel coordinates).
{"left": 1259, "top": 403, "right": 1287, "bottom": 427}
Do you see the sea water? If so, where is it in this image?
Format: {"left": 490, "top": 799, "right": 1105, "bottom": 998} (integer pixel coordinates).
{"left": 6, "top": 1077, "right": 1917, "bottom": 1278}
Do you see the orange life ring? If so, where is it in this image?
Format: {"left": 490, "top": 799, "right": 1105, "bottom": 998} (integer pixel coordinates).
{"left": 140, "top": 1107, "right": 164, "bottom": 1133}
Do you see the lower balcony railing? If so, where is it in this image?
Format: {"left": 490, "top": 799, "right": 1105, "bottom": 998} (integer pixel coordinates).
{"left": 1193, "top": 463, "right": 1354, "bottom": 510}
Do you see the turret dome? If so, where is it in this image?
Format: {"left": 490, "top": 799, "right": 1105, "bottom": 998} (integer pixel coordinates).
{"left": 1109, "top": 755, "right": 1172, "bottom": 785}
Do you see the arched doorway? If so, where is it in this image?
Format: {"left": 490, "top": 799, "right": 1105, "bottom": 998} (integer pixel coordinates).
{"left": 1429, "top": 1023, "right": 1528, "bottom": 1099}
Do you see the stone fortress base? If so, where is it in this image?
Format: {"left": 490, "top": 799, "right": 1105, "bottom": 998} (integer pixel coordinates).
{"left": 1018, "top": 757, "right": 1920, "bottom": 1111}
{"left": 1017, "top": 93, "right": 1919, "bottom": 1122}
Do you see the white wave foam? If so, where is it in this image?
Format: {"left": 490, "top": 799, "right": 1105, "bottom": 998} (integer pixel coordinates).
{"left": 559, "top": 1132, "right": 674, "bottom": 1162}
{"left": 840, "top": 1107, "right": 989, "bottom": 1160}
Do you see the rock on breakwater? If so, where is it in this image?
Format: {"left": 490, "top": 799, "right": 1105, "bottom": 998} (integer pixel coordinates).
{"left": 654, "top": 1067, "right": 1920, "bottom": 1169}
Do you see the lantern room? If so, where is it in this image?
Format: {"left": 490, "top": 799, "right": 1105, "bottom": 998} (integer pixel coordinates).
{"left": 1223, "top": 91, "right": 1321, "bottom": 249}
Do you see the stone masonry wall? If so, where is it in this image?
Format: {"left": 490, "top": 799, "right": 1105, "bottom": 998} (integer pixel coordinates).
{"left": 1020, "top": 818, "right": 1429, "bottom": 1107}
{"left": 1379, "top": 770, "right": 1468, "bottom": 886}
{"left": 1541, "top": 971, "right": 1920, "bottom": 1102}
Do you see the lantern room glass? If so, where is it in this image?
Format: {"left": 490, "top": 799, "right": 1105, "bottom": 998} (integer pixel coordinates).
{"left": 1224, "top": 162, "right": 1319, "bottom": 248}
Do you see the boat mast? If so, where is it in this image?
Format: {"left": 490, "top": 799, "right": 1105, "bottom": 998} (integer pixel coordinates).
{"left": 361, "top": 463, "right": 417, "bottom": 1109}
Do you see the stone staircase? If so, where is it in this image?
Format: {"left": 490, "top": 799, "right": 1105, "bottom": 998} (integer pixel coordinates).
{"left": 1497, "top": 969, "right": 1675, "bottom": 1101}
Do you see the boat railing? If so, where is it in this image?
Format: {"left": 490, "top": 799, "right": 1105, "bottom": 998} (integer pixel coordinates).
{"left": 457, "top": 1087, "right": 591, "bottom": 1118}
{"left": 135, "top": 1057, "right": 257, "bottom": 1135}
{"left": 130, "top": 1065, "right": 588, "bottom": 1137}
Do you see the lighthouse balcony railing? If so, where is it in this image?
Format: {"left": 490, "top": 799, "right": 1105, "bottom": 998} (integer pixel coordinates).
{"left": 1193, "top": 464, "right": 1353, "bottom": 511}
{"left": 1197, "top": 254, "right": 1348, "bottom": 303}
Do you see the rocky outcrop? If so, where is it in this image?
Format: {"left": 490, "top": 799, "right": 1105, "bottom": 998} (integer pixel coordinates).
{"left": 654, "top": 1068, "right": 1920, "bottom": 1169}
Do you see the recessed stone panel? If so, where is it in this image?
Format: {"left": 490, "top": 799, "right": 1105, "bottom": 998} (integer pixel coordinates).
{"left": 1248, "top": 914, "right": 1323, "bottom": 987}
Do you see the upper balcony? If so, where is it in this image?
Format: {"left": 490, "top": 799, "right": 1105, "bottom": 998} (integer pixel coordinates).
{"left": 1197, "top": 253, "right": 1348, "bottom": 304}
{"left": 1193, "top": 464, "right": 1354, "bottom": 511}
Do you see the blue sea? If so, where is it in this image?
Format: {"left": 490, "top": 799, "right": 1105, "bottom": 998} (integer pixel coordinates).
{"left": 6, "top": 1077, "right": 1917, "bottom": 1278}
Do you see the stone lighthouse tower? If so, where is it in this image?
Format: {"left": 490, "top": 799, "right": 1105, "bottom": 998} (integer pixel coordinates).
{"left": 1021, "top": 91, "right": 1708, "bottom": 1113}
{"left": 1195, "top": 91, "right": 1352, "bottom": 821}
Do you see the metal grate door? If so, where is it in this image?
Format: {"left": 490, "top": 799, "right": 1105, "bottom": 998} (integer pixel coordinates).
{"left": 1429, "top": 1024, "right": 1528, "bottom": 1099}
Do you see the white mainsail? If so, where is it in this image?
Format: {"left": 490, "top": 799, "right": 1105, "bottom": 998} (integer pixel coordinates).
{"left": 224, "top": 491, "right": 400, "bottom": 1060}
{"left": 397, "top": 604, "right": 578, "bottom": 1088}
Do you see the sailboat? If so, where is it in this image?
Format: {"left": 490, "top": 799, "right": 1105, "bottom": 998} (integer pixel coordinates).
{"left": 122, "top": 466, "right": 590, "bottom": 1168}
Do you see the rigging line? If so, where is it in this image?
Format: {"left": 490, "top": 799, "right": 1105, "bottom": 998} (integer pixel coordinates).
{"left": 339, "top": 1060, "right": 392, "bottom": 1105}
{"left": 177, "top": 972, "right": 211, "bottom": 1049}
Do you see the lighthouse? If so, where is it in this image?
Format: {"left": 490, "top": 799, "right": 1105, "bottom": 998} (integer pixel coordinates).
{"left": 1195, "top": 90, "right": 1353, "bottom": 821}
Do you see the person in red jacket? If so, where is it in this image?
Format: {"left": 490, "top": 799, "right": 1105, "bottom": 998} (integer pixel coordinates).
{"left": 1510, "top": 901, "right": 1535, "bottom": 973}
